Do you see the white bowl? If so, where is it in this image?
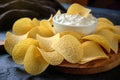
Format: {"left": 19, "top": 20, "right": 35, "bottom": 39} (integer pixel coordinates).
{"left": 53, "top": 14, "right": 98, "bottom": 35}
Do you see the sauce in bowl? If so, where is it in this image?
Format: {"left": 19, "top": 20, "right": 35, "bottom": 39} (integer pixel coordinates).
{"left": 53, "top": 13, "right": 98, "bottom": 35}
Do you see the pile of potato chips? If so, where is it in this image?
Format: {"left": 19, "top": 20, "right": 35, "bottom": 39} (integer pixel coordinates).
{"left": 4, "top": 3, "right": 120, "bottom": 75}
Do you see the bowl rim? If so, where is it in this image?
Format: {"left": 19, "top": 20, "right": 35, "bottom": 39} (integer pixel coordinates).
{"left": 53, "top": 14, "right": 98, "bottom": 28}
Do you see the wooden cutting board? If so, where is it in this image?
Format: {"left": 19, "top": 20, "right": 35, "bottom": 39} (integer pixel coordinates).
{"left": 53, "top": 45, "right": 120, "bottom": 74}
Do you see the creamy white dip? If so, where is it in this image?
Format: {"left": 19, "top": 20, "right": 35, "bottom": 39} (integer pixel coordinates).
{"left": 53, "top": 13, "right": 97, "bottom": 27}
{"left": 53, "top": 13, "right": 98, "bottom": 34}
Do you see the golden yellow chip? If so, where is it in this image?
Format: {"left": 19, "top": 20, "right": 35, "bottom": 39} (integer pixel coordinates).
{"left": 67, "top": 3, "right": 91, "bottom": 17}
{"left": 115, "top": 25, "right": 120, "bottom": 28}
{"left": 36, "top": 33, "right": 60, "bottom": 51}
{"left": 113, "top": 26, "right": 120, "bottom": 42}
{"left": 96, "top": 29, "right": 118, "bottom": 54}
{"left": 31, "top": 18, "right": 40, "bottom": 27}
{"left": 40, "top": 20, "right": 55, "bottom": 35}
{"left": 12, "top": 17, "right": 34, "bottom": 35}
{"left": 55, "top": 10, "right": 61, "bottom": 15}
{"left": 114, "top": 34, "right": 120, "bottom": 42}
{"left": 4, "top": 32, "right": 28, "bottom": 55}
{"left": 82, "top": 34, "right": 111, "bottom": 53}
{"left": 38, "top": 48, "right": 64, "bottom": 65}
{"left": 12, "top": 38, "right": 39, "bottom": 64}
{"left": 28, "top": 20, "right": 56, "bottom": 39}
{"left": 78, "top": 41, "right": 109, "bottom": 64}
{"left": 48, "top": 15, "right": 53, "bottom": 25}
{"left": 60, "top": 31, "right": 85, "bottom": 43}
{"left": 96, "top": 21, "right": 114, "bottom": 32}
{"left": 27, "top": 27, "right": 41, "bottom": 39}
{"left": 98, "top": 18, "right": 114, "bottom": 26}
{"left": 24, "top": 45, "right": 49, "bottom": 75}
{"left": 52, "top": 35, "right": 83, "bottom": 63}
{"left": 112, "top": 26, "right": 120, "bottom": 35}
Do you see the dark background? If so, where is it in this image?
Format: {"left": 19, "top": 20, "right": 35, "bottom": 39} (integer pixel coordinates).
{"left": 58, "top": 0, "right": 120, "bottom": 10}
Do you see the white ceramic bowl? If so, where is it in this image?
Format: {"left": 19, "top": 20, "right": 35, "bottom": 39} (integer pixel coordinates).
{"left": 53, "top": 14, "right": 98, "bottom": 35}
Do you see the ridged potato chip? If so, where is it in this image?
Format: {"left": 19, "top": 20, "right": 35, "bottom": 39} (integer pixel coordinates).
{"left": 114, "top": 34, "right": 120, "bottom": 42}
{"left": 31, "top": 18, "right": 40, "bottom": 27}
{"left": 96, "top": 18, "right": 114, "bottom": 31}
{"left": 67, "top": 3, "right": 91, "bottom": 17}
{"left": 96, "top": 29, "right": 118, "bottom": 54}
{"left": 48, "top": 15, "right": 53, "bottom": 25}
{"left": 112, "top": 26, "right": 120, "bottom": 42}
{"left": 52, "top": 35, "right": 83, "bottom": 63}
{"left": 98, "top": 18, "right": 114, "bottom": 25}
{"left": 4, "top": 32, "right": 28, "bottom": 55}
{"left": 12, "top": 17, "right": 34, "bottom": 35}
{"left": 78, "top": 41, "right": 109, "bottom": 64}
{"left": 27, "top": 27, "right": 41, "bottom": 39}
{"left": 40, "top": 20, "right": 55, "bottom": 36}
{"left": 55, "top": 10, "right": 61, "bottom": 15}
{"left": 12, "top": 38, "right": 39, "bottom": 64}
{"left": 112, "top": 26, "right": 120, "bottom": 35}
{"left": 115, "top": 25, "right": 120, "bottom": 29}
{"left": 38, "top": 48, "right": 64, "bottom": 65}
{"left": 36, "top": 33, "right": 60, "bottom": 51}
{"left": 96, "top": 22, "right": 114, "bottom": 32}
{"left": 24, "top": 45, "right": 49, "bottom": 75}
{"left": 60, "top": 31, "right": 85, "bottom": 43}
{"left": 82, "top": 34, "right": 111, "bottom": 53}
{"left": 28, "top": 20, "right": 56, "bottom": 39}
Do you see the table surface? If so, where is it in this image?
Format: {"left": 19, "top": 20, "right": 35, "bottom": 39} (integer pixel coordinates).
{"left": 0, "top": 4, "right": 120, "bottom": 80}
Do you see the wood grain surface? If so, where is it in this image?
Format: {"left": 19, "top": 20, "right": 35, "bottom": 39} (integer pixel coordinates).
{"left": 53, "top": 45, "right": 120, "bottom": 74}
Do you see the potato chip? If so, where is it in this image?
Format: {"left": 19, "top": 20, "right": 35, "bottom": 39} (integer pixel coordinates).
{"left": 55, "top": 10, "right": 61, "bottom": 15}
{"left": 12, "top": 17, "right": 34, "bottom": 35}
{"left": 98, "top": 18, "right": 114, "bottom": 26}
{"left": 38, "top": 48, "right": 64, "bottom": 65}
{"left": 12, "top": 38, "right": 39, "bottom": 64}
{"left": 31, "top": 18, "right": 40, "bottom": 27}
{"left": 67, "top": 3, "right": 91, "bottom": 17}
{"left": 28, "top": 20, "right": 56, "bottom": 39}
{"left": 78, "top": 41, "right": 109, "bottom": 64}
{"left": 40, "top": 20, "right": 55, "bottom": 35}
{"left": 96, "top": 21, "right": 114, "bottom": 32}
{"left": 112, "top": 26, "right": 120, "bottom": 35}
{"left": 4, "top": 32, "right": 28, "bottom": 55}
{"left": 112, "top": 26, "right": 120, "bottom": 42}
{"left": 48, "top": 15, "right": 53, "bottom": 25}
{"left": 60, "top": 30, "right": 85, "bottom": 43}
{"left": 52, "top": 35, "right": 83, "bottom": 63}
{"left": 27, "top": 27, "right": 40, "bottom": 39}
{"left": 24, "top": 45, "right": 49, "bottom": 75}
{"left": 96, "top": 29, "right": 118, "bottom": 54}
{"left": 115, "top": 25, "right": 120, "bottom": 28}
{"left": 114, "top": 34, "right": 120, "bottom": 42}
{"left": 36, "top": 33, "right": 60, "bottom": 51}
{"left": 82, "top": 34, "right": 111, "bottom": 53}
